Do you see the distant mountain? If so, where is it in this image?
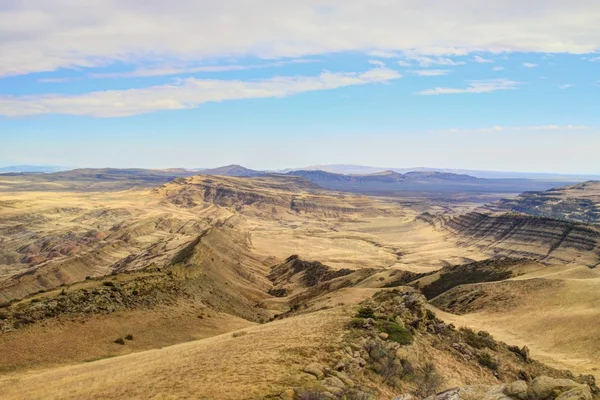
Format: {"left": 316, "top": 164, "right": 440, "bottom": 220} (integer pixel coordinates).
{"left": 286, "top": 169, "right": 576, "bottom": 195}
{"left": 294, "top": 164, "right": 600, "bottom": 181}
{"left": 197, "top": 164, "right": 266, "bottom": 177}
{"left": 0, "top": 165, "right": 71, "bottom": 173}
{"left": 485, "top": 180, "right": 600, "bottom": 224}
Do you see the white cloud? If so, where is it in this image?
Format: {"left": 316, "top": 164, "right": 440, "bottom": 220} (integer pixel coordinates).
{"left": 2, "top": 1, "right": 600, "bottom": 77}
{"left": 89, "top": 59, "right": 318, "bottom": 79}
{"left": 439, "top": 125, "right": 588, "bottom": 133}
{"left": 368, "top": 60, "right": 386, "bottom": 67}
{"left": 0, "top": 68, "right": 401, "bottom": 117}
{"left": 407, "top": 56, "right": 466, "bottom": 67}
{"left": 368, "top": 50, "right": 398, "bottom": 59}
{"left": 492, "top": 66, "right": 505, "bottom": 71}
{"left": 416, "top": 79, "right": 521, "bottom": 95}
{"left": 558, "top": 84, "right": 574, "bottom": 89}
{"left": 523, "top": 62, "right": 539, "bottom": 67}
{"left": 397, "top": 60, "right": 412, "bottom": 67}
{"left": 589, "top": 56, "right": 600, "bottom": 61}
{"left": 413, "top": 69, "right": 451, "bottom": 76}
{"left": 473, "top": 55, "right": 493, "bottom": 63}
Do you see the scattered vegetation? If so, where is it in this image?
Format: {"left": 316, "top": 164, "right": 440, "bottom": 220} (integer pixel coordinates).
{"left": 460, "top": 327, "right": 497, "bottom": 350}
{"left": 125, "top": 334, "right": 134, "bottom": 341}
{"left": 114, "top": 338, "right": 125, "bottom": 345}
{"left": 477, "top": 352, "right": 499, "bottom": 371}
{"left": 232, "top": 331, "right": 247, "bottom": 338}
{"left": 376, "top": 320, "right": 412, "bottom": 345}
{"left": 355, "top": 305, "right": 375, "bottom": 319}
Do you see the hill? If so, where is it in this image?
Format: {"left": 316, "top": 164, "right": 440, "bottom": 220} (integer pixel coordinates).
{"left": 485, "top": 181, "right": 600, "bottom": 224}
{"left": 198, "top": 164, "right": 266, "bottom": 177}
{"left": 0, "top": 168, "right": 197, "bottom": 192}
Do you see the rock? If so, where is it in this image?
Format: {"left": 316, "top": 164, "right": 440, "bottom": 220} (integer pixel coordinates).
{"left": 355, "top": 357, "right": 367, "bottom": 367}
{"left": 332, "top": 370, "right": 354, "bottom": 387}
{"left": 324, "top": 386, "right": 343, "bottom": 396}
{"left": 379, "top": 332, "right": 389, "bottom": 340}
{"left": 520, "top": 346, "right": 531, "bottom": 362}
{"left": 278, "top": 389, "right": 295, "bottom": 400}
{"left": 303, "top": 363, "right": 325, "bottom": 379}
{"left": 323, "top": 376, "right": 345, "bottom": 389}
{"left": 353, "top": 351, "right": 361, "bottom": 358}
{"left": 393, "top": 394, "right": 417, "bottom": 400}
{"left": 345, "top": 346, "right": 353, "bottom": 355}
{"left": 503, "top": 380, "right": 528, "bottom": 400}
{"left": 556, "top": 387, "right": 593, "bottom": 400}
{"left": 333, "top": 361, "right": 345, "bottom": 371}
{"left": 528, "top": 376, "right": 586, "bottom": 399}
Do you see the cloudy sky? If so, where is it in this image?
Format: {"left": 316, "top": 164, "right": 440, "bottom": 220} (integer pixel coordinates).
{"left": 1, "top": 0, "right": 599, "bottom": 172}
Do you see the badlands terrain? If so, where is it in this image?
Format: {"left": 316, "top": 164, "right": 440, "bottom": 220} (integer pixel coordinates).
{"left": 0, "top": 169, "right": 599, "bottom": 399}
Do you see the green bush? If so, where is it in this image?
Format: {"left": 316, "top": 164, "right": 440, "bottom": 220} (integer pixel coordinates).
{"left": 355, "top": 305, "right": 376, "bottom": 319}
{"left": 477, "top": 352, "right": 499, "bottom": 371}
{"left": 377, "top": 320, "right": 413, "bottom": 345}
{"left": 114, "top": 337, "right": 125, "bottom": 345}
{"left": 125, "top": 334, "right": 134, "bottom": 340}
{"left": 348, "top": 318, "right": 365, "bottom": 329}
{"left": 460, "top": 327, "right": 497, "bottom": 350}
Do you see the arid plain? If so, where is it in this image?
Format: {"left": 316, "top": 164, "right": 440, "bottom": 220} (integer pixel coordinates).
{"left": 0, "top": 170, "right": 599, "bottom": 399}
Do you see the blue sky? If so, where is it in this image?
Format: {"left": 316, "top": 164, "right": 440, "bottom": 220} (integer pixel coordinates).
{"left": 1, "top": 1, "right": 599, "bottom": 173}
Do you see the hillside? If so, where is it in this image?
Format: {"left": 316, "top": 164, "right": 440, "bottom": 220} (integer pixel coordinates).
{"left": 485, "top": 181, "right": 600, "bottom": 224}
{"left": 1, "top": 287, "right": 595, "bottom": 400}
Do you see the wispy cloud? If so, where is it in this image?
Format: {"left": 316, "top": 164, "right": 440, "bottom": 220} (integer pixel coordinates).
{"left": 558, "top": 84, "right": 574, "bottom": 89}
{"left": 589, "top": 56, "right": 600, "bottom": 62}
{"left": 523, "top": 62, "right": 538, "bottom": 68}
{"left": 89, "top": 59, "right": 318, "bottom": 79}
{"left": 415, "top": 78, "right": 521, "bottom": 95}
{"left": 397, "top": 60, "right": 412, "bottom": 67}
{"left": 0, "top": 68, "right": 401, "bottom": 118}
{"left": 407, "top": 56, "right": 466, "bottom": 67}
{"left": 437, "top": 125, "right": 588, "bottom": 133}
{"left": 492, "top": 66, "right": 504, "bottom": 71}
{"left": 413, "top": 69, "right": 451, "bottom": 76}
{"left": 473, "top": 55, "right": 493, "bottom": 63}
{"left": 38, "top": 77, "right": 79, "bottom": 83}
{"left": 368, "top": 60, "right": 386, "bottom": 67}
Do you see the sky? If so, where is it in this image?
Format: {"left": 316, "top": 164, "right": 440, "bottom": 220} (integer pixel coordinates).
{"left": 1, "top": 1, "right": 600, "bottom": 173}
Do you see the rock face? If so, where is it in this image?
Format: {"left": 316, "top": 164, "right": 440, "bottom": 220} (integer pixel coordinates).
{"left": 424, "top": 376, "right": 594, "bottom": 400}
{"left": 421, "top": 211, "right": 600, "bottom": 266}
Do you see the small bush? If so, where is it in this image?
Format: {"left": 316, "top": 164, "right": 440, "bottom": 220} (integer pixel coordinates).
{"left": 232, "top": 331, "right": 247, "bottom": 338}
{"left": 356, "top": 305, "right": 376, "bottom": 319}
{"left": 30, "top": 298, "right": 41, "bottom": 303}
{"left": 460, "top": 327, "right": 497, "bottom": 350}
{"left": 102, "top": 281, "right": 115, "bottom": 287}
{"left": 124, "top": 334, "right": 134, "bottom": 340}
{"left": 114, "top": 338, "right": 125, "bottom": 345}
{"left": 414, "top": 363, "right": 444, "bottom": 397}
{"left": 477, "top": 352, "right": 499, "bottom": 371}
{"left": 425, "top": 309, "right": 436, "bottom": 320}
{"left": 348, "top": 318, "right": 365, "bottom": 329}
{"left": 377, "top": 321, "right": 413, "bottom": 345}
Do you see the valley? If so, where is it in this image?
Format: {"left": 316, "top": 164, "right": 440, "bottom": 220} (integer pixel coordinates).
{"left": 0, "top": 169, "right": 599, "bottom": 399}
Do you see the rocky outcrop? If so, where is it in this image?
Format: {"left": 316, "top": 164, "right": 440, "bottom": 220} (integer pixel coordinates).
{"left": 421, "top": 212, "right": 600, "bottom": 266}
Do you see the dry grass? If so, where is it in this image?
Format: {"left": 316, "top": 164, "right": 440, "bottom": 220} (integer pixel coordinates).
{"left": 430, "top": 265, "right": 600, "bottom": 378}
{"left": 0, "top": 308, "right": 348, "bottom": 400}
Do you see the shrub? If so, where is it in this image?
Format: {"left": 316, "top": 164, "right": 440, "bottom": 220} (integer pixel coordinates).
{"left": 30, "top": 298, "right": 41, "bottom": 303}
{"left": 348, "top": 318, "right": 365, "bottom": 329}
{"left": 356, "top": 305, "right": 375, "bottom": 319}
{"left": 232, "top": 331, "right": 247, "bottom": 338}
{"left": 414, "top": 363, "right": 444, "bottom": 397}
{"left": 125, "top": 334, "right": 134, "bottom": 340}
{"left": 114, "top": 338, "right": 125, "bottom": 345}
{"left": 477, "top": 352, "right": 499, "bottom": 371}
{"left": 460, "top": 327, "right": 497, "bottom": 350}
{"left": 103, "top": 281, "right": 115, "bottom": 287}
{"left": 377, "top": 320, "right": 413, "bottom": 345}
{"left": 425, "top": 309, "right": 436, "bottom": 320}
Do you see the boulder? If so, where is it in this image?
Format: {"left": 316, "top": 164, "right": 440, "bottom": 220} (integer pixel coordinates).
{"left": 555, "top": 387, "right": 593, "bottom": 400}
{"left": 323, "top": 376, "right": 345, "bottom": 389}
{"left": 528, "top": 376, "right": 587, "bottom": 399}
{"left": 303, "top": 363, "right": 325, "bottom": 379}
{"left": 503, "top": 380, "right": 528, "bottom": 400}
{"left": 379, "top": 332, "right": 389, "bottom": 340}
